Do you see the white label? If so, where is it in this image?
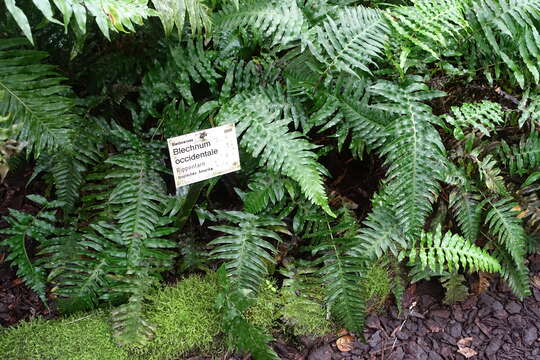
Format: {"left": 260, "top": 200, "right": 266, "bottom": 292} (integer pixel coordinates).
{"left": 167, "top": 123, "right": 241, "bottom": 188}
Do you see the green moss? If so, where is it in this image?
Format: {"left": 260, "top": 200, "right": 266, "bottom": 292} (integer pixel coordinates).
{"left": 134, "top": 274, "right": 222, "bottom": 360}
{"left": 361, "top": 262, "right": 392, "bottom": 313}
{"left": 0, "top": 273, "right": 289, "bottom": 360}
{"left": 279, "top": 288, "right": 333, "bottom": 337}
{"left": 0, "top": 311, "right": 129, "bottom": 360}
{"left": 244, "top": 280, "right": 281, "bottom": 333}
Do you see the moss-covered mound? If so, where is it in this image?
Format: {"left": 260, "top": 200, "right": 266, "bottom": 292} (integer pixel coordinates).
{"left": 0, "top": 274, "right": 279, "bottom": 360}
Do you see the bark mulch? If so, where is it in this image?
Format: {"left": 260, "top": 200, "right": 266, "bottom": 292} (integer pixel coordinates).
{"left": 288, "top": 262, "right": 540, "bottom": 360}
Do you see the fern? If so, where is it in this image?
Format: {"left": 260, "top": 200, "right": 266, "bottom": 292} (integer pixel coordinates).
{"left": 442, "top": 101, "right": 504, "bottom": 140}
{"left": 386, "top": 0, "right": 468, "bottom": 59}
{"left": 216, "top": 266, "right": 280, "bottom": 360}
{"left": 243, "top": 171, "right": 295, "bottom": 214}
{"left": 449, "top": 188, "right": 483, "bottom": 242}
{"left": 209, "top": 211, "right": 283, "bottom": 294}
{"left": 403, "top": 226, "right": 501, "bottom": 274}
{"left": 5, "top": 0, "right": 152, "bottom": 43}
{"left": 469, "top": 0, "right": 540, "bottom": 87}
{"left": 0, "top": 195, "right": 61, "bottom": 302}
{"left": 498, "top": 132, "right": 540, "bottom": 176}
{"left": 370, "top": 79, "right": 447, "bottom": 235}
{"left": 493, "top": 246, "right": 531, "bottom": 298}
{"left": 0, "top": 38, "right": 75, "bottom": 156}
{"left": 309, "top": 6, "right": 389, "bottom": 78}
{"left": 214, "top": 0, "right": 304, "bottom": 46}
{"left": 310, "top": 209, "right": 367, "bottom": 334}
{"left": 216, "top": 90, "right": 333, "bottom": 216}
{"left": 484, "top": 197, "right": 528, "bottom": 268}
{"left": 441, "top": 273, "right": 469, "bottom": 304}
{"left": 152, "top": 0, "right": 212, "bottom": 37}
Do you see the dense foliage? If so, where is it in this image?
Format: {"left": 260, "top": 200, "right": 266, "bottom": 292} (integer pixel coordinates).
{"left": 1, "top": 0, "right": 539, "bottom": 358}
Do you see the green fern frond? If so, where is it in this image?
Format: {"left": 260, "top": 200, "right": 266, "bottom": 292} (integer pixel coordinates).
{"left": 493, "top": 246, "right": 531, "bottom": 299}
{"left": 354, "top": 197, "right": 407, "bottom": 258}
{"left": 40, "top": 229, "right": 109, "bottom": 312}
{"left": 499, "top": 132, "right": 540, "bottom": 176}
{"left": 370, "top": 80, "right": 447, "bottom": 235}
{"left": 209, "top": 211, "right": 284, "bottom": 294}
{"left": 472, "top": 151, "right": 507, "bottom": 194}
{"left": 310, "top": 209, "right": 366, "bottom": 333}
{"left": 243, "top": 171, "right": 295, "bottom": 214}
{"left": 309, "top": 6, "right": 389, "bottom": 78}
{"left": 469, "top": 0, "right": 540, "bottom": 87}
{"left": 442, "top": 101, "right": 504, "bottom": 140}
{"left": 0, "top": 38, "right": 75, "bottom": 156}
{"left": 217, "top": 91, "right": 333, "bottom": 216}
{"left": 386, "top": 0, "right": 469, "bottom": 59}
{"left": 441, "top": 273, "right": 469, "bottom": 304}
{"left": 404, "top": 226, "right": 501, "bottom": 273}
{"left": 484, "top": 197, "right": 528, "bottom": 267}
{"left": 307, "top": 76, "right": 392, "bottom": 152}
{"left": 0, "top": 195, "right": 61, "bottom": 303}
{"left": 214, "top": 0, "right": 304, "bottom": 46}
{"left": 449, "top": 188, "right": 483, "bottom": 242}
{"left": 152, "top": 0, "right": 212, "bottom": 37}
{"left": 517, "top": 89, "right": 540, "bottom": 128}
{"left": 6, "top": 0, "right": 152, "bottom": 43}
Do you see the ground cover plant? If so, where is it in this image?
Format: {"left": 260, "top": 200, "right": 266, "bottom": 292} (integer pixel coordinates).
{"left": 0, "top": 0, "right": 539, "bottom": 359}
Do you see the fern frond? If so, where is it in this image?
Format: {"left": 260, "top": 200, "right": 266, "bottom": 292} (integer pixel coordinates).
{"left": 152, "top": 0, "right": 212, "bottom": 37}
{"left": 449, "top": 188, "right": 483, "bottom": 242}
{"left": 217, "top": 90, "right": 333, "bottom": 216}
{"left": 386, "top": 0, "right": 468, "bottom": 59}
{"left": 209, "top": 211, "right": 284, "bottom": 294}
{"left": 469, "top": 0, "right": 540, "bottom": 87}
{"left": 499, "top": 132, "right": 540, "bottom": 176}
{"left": 307, "top": 76, "right": 392, "bottom": 153}
{"left": 309, "top": 6, "right": 389, "bottom": 78}
{"left": 442, "top": 101, "right": 504, "bottom": 140}
{"left": 441, "top": 273, "right": 469, "bottom": 304}
{"left": 310, "top": 209, "right": 366, "bottom": 333}
{"left": 404, "top": 226, "right": 501, "bottom": 273}
{"left": 214, "top": 0, "right": 304, "bottom": 46}
{"left": 472, "top": 151, "right": 507, "bottom": 195}
{"left": 0, "top": 195, "right": 60, "bottom": 302}
{"left": 6, "top": 0, "right": 152, "bottom": 43}
{"left": 40, "top": 229, "right": 108, "bottom": 312}
{"left": 484, "top": 197, "right": 528, "bottom": 267}
{"left": 243, "top": 171, "right": 295, "bottom": 214}
{"left": 493, "top": 246, "right": 531, "bottom": 299}
{"left": 370, "top": 80, "right": 447, "bottom": 235}
{"left": 353, "top": 197, "right": 407, "bottom": 258}
{"left": 0, "top": 38, "right": 75, "bottom": 156}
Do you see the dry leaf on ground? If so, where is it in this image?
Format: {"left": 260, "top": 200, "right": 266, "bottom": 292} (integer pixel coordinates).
{"left": 336, "top": 335, "right": 354, "bottom": 352}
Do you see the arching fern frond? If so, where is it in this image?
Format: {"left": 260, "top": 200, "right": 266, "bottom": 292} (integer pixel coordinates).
{"left": 0, "top": 38, "right": 75, "bottom": 156}
{"left": 309, "top": 6, "right": 389, "bottom": 78}
{"left": 0, "top": 195, "right": 61, "bottom": 303}
{"left": 386, "top": 0, "right": 469, "bottom": 59}
{"left": 370, "top": 79, "right": 447, "bottom": 235}
{"left": 469, "top": 0, "right": 540, "bottom": 87}
{"left": 6, "top": 0, "right": 152, "bottom": 43}
{"left": 243, "top": 171, "right": 295, "bottom": 214}
{"left": 498, "top": 132, "right": 540, "bottom": 176}
{"left": 152, "top": 0, "right": 212, "bottom": 38}
{"left": 209, "top": 211, "right": 284, "bottom": 294}
{"left": 310, "top": 209, "right": 366, "bottom": 333}
{"left": 493, "top": 246, "right": 531, "bottom": 299}
{"left": 216, "top": 90, "right": 333, "bottom": 216}
{"left": 214, "top": 0, "right": 304, "bottom": 46}
{"left": 449, "top": 187, "right": 483, "bottom": 242}
{"left": 484, "top": 197, "right": 528, "bottom": 268}
{"left": 442, "top": 101, "right": 504, "bottom": 140}
{"left": 403, "top": 226, "right": 501, "bottom": 273}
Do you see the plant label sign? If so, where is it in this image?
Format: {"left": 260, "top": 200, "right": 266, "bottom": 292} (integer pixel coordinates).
{"left": 167, "top": 123, "right": 241, "bottom": 188}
